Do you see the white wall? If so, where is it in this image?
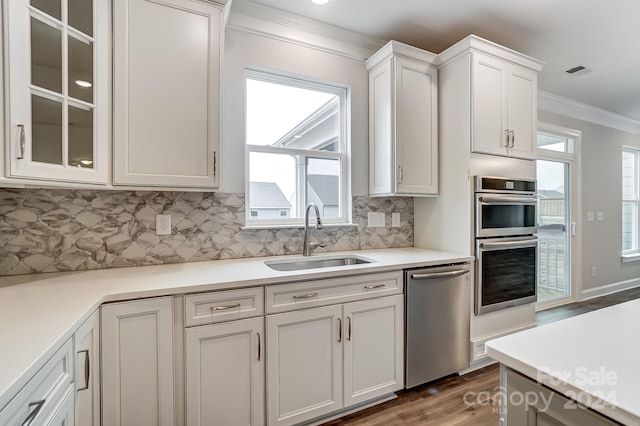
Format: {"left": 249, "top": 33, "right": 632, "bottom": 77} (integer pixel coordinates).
{"left": 222, "top": 29, "right": 369, "bottom": 195}
{"left": 539, "top": 110, "right": 640, "bottom": 295}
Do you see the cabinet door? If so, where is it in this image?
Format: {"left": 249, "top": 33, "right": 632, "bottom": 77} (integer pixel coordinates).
{"left": 113, "top": 0, "right": 222, "bottom": 188}
{"left": 101, "top": 297, "right": 175, "bottom": 426}
{"left": 343, "top": 295, "right": 404, "bottom": 407}
{"left": 44, "top": 387, "right": 75, "bottom": 426}
{"left": 74, "top": 310, "right": 100, "bottom": 426}
{"left": 185, "top": 317, "right": 264, "bottom": 426}
{"left": 4, "top": 0, "right": 109, "bottom": 183}
{"left": 507, "top": 65, "right": 538, "bottom": 160}
{"left": 368, "top": 59, "right": 394, "bottom": 196}
{"left": 266, "top": 305, "right": 343, "bottom": 426}
{"left": 395, "top": 57, "right": 438, "bottom": 195}
{"left": 471, "top": 52, "right": 509, "bottom": 156}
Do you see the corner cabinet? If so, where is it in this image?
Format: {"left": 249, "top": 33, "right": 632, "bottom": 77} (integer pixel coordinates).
{"left": 471, "top": 52, "right": 538, "bottom": 160}
{"left": 366, "top": 41, "right": 438, "bottom": 197}
{"left": 113, "top": 0, "right": 222, "bottom": 188}
{"left": 3, "top": 0, "right": 109, "bottom": 184}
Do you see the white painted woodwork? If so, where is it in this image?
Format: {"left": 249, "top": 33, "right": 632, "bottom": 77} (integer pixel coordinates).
{"left": 113, "top": 0, "right": 222, "bottom": 188}
{"left": 184, "top": 287, "right": 264, "bottom": 327}
{"left": 4, "top": 0, "right": 109, "bottom": 183}
{"left": 471, "top": 51, "right": 538, "bottom": 160}
{"left": 101, "top": 297, "right": 175, "bottom": 426}
{"left": 343, "top": 295, "right": 404, "bottom": 407}
{"left": 44, "top": 387, "right": 75, "bottom": 426}
{"left": 367, "top": 41, "right": 438, "bottom": 196}
{"left": 0, "top": 339, "right": 73, "bottom": 425}
{"left": 185, "top": 317, "right": 264, "bottom": 426}
{"left": 74, "top": 310, "right": 100, "bottom": 426}
{"left": 266, "top": 305, "right": 343, "bottom": 426}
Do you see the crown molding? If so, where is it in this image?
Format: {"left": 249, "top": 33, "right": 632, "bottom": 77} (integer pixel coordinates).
{"left": 538, "top": 91, "right": 640, "bottom": 135}
{"left": 227, "top": 0, "right": 387, "bottom": 61}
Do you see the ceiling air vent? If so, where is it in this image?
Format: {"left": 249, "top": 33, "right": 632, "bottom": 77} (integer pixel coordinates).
{"left": 566, "top": 65, "right": 586, "bottom": 74}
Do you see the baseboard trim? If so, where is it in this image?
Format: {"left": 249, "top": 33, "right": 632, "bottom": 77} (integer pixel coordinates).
{"left": 581, "top": 277, "right": 640, "bottom": 301}
{"left": 302, "top": 394, "right": 397, "bottom": 425}
{"left": 470, "top": 323, "right": 536, "bottom": 363}
{"left": 459, "top": 357, "right": 497, "bottom": 376}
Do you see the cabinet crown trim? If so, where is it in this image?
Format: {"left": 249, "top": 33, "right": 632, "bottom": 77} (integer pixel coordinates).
{"left": 365, "top": 40, "right": 438, "bottom": 70}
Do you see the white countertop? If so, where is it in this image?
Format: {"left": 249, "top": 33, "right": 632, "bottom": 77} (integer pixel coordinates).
{"left": 0, "top": 247, "right": 472, "bottom": 409}
{"left": 486, "top": 298, "right": 640, "bottom": 425}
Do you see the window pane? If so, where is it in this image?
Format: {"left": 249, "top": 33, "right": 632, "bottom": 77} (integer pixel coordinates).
{"left": 69, "top": 0, "right": 93, "bottom": 36}
{"left": 307, "top": 157, "right": 341, "bottom": 218}
{"left": 32, "top": 94, "right": 62, "bottom": 164}
{"left": 31, "top": 0, "right": 61, "bottom": 20}
{"left": 31, "top": 17, "right": 62, "bottom": 94}
{"left": 68, "top": 103, "right": 94, "bottom": 168}
{"left": 246, "top": 78, "right": 339, "bottom": 150}
{"left": 623, "top": 202, "right": 637, "bottom": 251}
{"left": 249, "top": 152, "right": 296, "bottom": 220}
{"left": 537, "top": 132, "right": 571, "bottom": 153}
{"left": 68, "top": 35, "right": 94, "bottom": 103}
{"left": 622, "top": 150, "right": 636, "bottom": 200}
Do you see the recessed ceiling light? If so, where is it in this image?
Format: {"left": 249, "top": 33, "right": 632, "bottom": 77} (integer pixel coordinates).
{"left": 75, "top": 79, "right": 93, "bottom": 88}
{"left": 565, "top": 66, "right": 586, "bottom": 74}
{"left": 311, "top": 0, "right": 330, "bottom": 4}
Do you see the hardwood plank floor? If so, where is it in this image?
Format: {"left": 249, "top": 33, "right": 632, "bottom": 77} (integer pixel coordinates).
{"left": 321, "top": 287, "right": 640, "bottom": 426}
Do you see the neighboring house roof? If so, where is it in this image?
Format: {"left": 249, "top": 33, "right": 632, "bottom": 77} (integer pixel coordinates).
{"left": 538, "top": 189, "right": 564, "bottom": 199}
{"left": 308, "top": 175, "right": 339, "bottom": 206}
{"left": 250, "top": 182, "right": 291, "bottom": 209}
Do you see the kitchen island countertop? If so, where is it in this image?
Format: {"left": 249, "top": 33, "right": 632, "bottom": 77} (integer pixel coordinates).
{"left": 0, "top": 247, "right": 472, "bottom": 409}
{"left": 486, "top": 298, "right": 640, "bottom": 425}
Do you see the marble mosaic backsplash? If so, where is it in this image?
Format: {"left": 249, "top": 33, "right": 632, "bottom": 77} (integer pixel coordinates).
{"left": 0, "top": 189, "right": 413, "bottom": 276}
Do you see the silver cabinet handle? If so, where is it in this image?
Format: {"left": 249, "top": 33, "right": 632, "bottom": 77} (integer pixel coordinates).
{"left": 17, "top": 124, "right": 25, "bottom": 159}
{"left": 293, "top": 292, "right": 318, "bottom": 299}
{"left": 411, "top": 269, "right": 471, "bottom": 280}
{"left": 77, "top": 349, "right": 90, "bottom": 392}
{"left": 510, "top": 130, "right": 515, "bottom": 148}
{"left": 398, "top": 165, "right": 404, "bottom": 184}
{"left": 210, "top": 303, "right": 240, "bottom": 312}
{"left": 347, "top": 316, "right": 352, "bottom": 341}
{"left": 364, "top": 283, "right": 385, "bottom": 289}
{"left": 22, "top": 400, "right": 45, "bottom": 426}
{"left": 337, "top": 317, "right": 342, "bottom": 343}
{"left": 504, "top": 129, "right": 510, "bottom": 147}
{"left": 257, "top": 332, "right": 261, "bottom": 361}
{"left": 213, "top": 151, "right": 217, "bottom": 176}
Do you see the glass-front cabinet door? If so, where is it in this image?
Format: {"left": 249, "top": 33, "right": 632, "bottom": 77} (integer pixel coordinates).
{"left": 5, "top": 0, "right": 108, "bottom": 183}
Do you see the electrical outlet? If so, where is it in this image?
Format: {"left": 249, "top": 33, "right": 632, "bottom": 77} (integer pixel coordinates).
{"left": 586, "top": 211, "right": 595, "bottom": 222}
{"left": 591, "top": 266, "right": 597, "bottom": 277}
{"left": 392, "top": 212, "right": 400, "bottom": 227}
{"left": 596, "top": 211, "right": 604, "bottom": 222}
{"left": 367, "top": 212, "right": 385, "bottom": 228}
{"left": 156, "top": 214, "right": 172, "bottom": 235}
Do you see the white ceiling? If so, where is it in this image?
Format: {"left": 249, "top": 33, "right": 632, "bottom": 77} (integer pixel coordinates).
{"left": 242, "top": 0, "right": 640, "bottom": 122}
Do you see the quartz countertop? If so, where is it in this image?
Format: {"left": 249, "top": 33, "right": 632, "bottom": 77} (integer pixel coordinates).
{"left": 0, "top": 247, "right": 472, "bottom": 409}
{"left": 486, "top": 298, "right": 640, "bottom": 425}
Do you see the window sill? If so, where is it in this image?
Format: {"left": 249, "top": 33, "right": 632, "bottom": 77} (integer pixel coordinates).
{"left": 241, "top": 222, "right": 357, "bottom": 231}
{"left": 621, "top": 253, "right": 640, "bottom": 263}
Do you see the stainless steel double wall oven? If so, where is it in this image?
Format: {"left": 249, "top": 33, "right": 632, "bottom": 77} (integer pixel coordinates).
{"left": 474, "top": 176, "right": 538, "bottom": 314}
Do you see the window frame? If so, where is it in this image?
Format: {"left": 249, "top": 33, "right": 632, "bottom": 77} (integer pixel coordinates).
{"left": 622, "top": 146, "right": 640, "bottom": 256}
{"left": 244, "top": 68, "right": 351, "bottom": 228}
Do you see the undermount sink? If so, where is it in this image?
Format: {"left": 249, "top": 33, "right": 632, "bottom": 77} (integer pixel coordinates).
{"left": 265, "top": 255, "right": 373, "bottom": 272}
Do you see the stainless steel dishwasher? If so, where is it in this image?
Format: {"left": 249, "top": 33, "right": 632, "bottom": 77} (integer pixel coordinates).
{"left": 405, "top": 262, "right": 472, "bottom": 388}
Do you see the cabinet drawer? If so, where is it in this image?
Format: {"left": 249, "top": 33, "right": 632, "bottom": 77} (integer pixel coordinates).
{"left": 0, "top": 338, "right": 73, "bottom": 425}
{"left": 266, "top": 271, "right": 403, "bottom": 314}
{"left": 185, "top": 287, "right": 264, "bottom": 326}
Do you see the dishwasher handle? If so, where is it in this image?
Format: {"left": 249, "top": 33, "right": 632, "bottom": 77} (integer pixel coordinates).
{"left": 410, "top": 269, "right": 470, "bottom": 280}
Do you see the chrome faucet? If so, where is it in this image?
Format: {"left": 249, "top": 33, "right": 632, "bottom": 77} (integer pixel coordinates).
{"left": 303, "top": 203, "right": 324, "bottom": 256}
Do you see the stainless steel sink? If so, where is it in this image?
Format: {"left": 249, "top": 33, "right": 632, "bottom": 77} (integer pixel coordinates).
{"left": 265, "top": 255, "right": 373, "bottom": 271}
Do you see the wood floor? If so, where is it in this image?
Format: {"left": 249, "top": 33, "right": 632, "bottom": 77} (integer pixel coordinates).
{"left": 321, "top": 286, "right": 640, "bottom": 426}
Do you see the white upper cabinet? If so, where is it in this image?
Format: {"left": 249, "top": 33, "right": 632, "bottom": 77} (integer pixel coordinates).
{"left": 4, "top": 0, "right": 109, "bottom": 183}
{"left": 470, "top": 49, "right": 539, "bottom": 160}
{"left": 113, "top": 0, "right": 222, "bottom": 188}
{"left": 367, "top": 41, "right": 438, "bottom": 197}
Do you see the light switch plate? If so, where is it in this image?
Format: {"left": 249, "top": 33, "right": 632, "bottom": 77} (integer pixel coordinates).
{"left": 586, "top": 211, "right": 595, "bottom": 222}
{"left": 392, "top": 212, "right": 400, "bottom": 227}
{"left": 596, "top": 211, "right": 604, "bottom": 222}
{"left": 367, "top": 212, "right": 385, "bottom": 228}
{"left": 156, "top": 214, "right": 172, "bottom": 235}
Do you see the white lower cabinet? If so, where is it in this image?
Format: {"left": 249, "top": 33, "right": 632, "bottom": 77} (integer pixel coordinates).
{"left": 184, "top": 317, "right": 265, "bottom": 426}
{"left": 266, "top": 294, "right": 404, "bottom": 426}
{"left": 101, "top": 297, "right": 175, "bottom": 426}
{"left": 44, "top": 387, "right": 75, "bottom": 425}
{"left": 74, "top": 311, "right": 100, "bottom": 426}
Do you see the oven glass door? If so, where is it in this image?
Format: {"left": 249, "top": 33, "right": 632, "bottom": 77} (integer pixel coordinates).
{"left": 476, "top": 194, "right": 537, "bottom": 237}
{"left": 476, "top": 237, "right": 537, "bottom": 314}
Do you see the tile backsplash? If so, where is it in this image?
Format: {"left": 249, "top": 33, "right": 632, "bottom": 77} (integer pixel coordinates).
{"left": 0, "top": 189, "right": 413, "bottom": 276}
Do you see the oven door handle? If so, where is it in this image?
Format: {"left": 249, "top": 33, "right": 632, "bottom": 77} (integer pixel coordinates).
{"left": 479, "top": 238, "right": 538, "bottom": 249}
{"left": 478, "top": 196, "right": 538, "bottom": 204}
